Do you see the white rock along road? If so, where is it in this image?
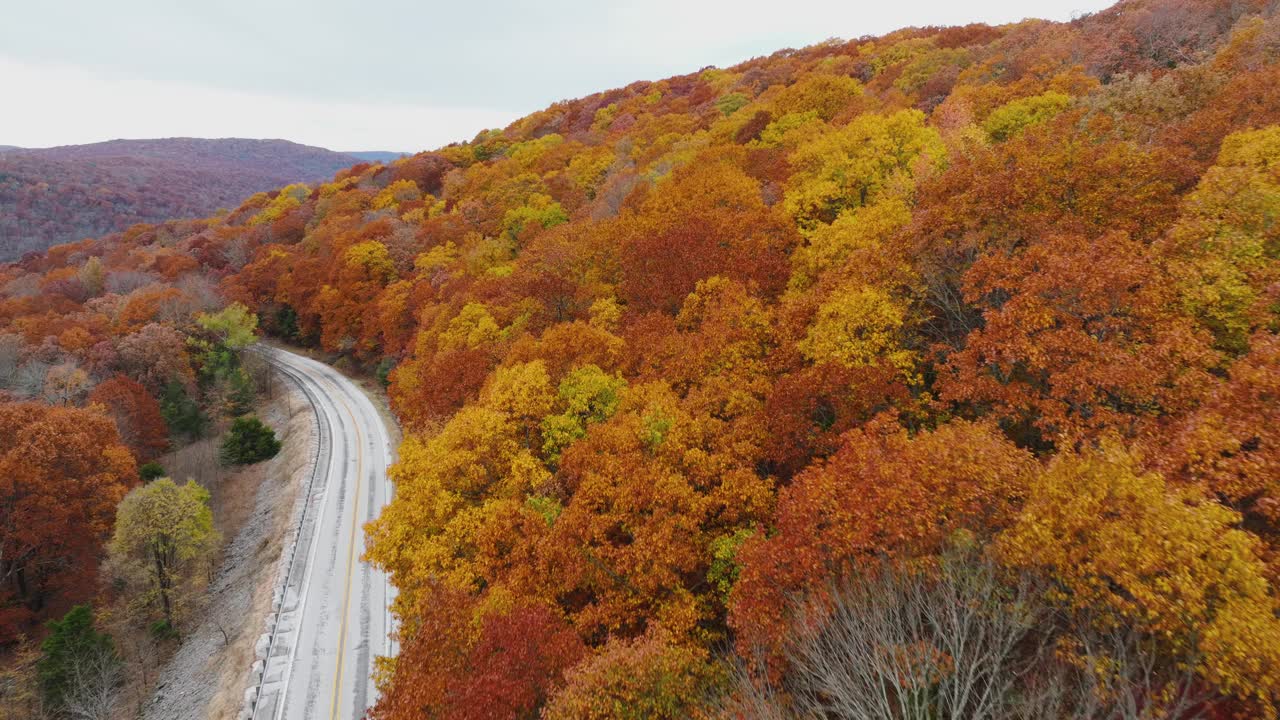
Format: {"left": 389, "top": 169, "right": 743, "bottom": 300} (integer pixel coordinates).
{"left": 249, "top": 346, "right": 396, "bottom": 720}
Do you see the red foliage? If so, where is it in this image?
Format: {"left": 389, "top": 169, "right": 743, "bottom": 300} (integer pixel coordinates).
{"left": 88, "top": 375, "right": 169, "bottom": 462}
{"left": 371, "top": 588, "right": 583, "bottom": 720}
{"left": 729, "top": 419, "right": 1033, "bottom": 657}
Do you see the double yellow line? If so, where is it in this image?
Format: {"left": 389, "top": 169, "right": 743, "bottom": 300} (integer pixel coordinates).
{"left": 327, "top": 389, "right": 365, "bottom": 720}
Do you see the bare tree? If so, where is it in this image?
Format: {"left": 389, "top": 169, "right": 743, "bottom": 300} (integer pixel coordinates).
{"left": 784, "top": 551, "right": 1043, "bottom": 720}
{"left": 60, "top": 643, "right": 122, "bottom": 720}
{"left": 0, "top": 333, "right": 23, "bottom": 389}
{"left": 104, "top": 270, "right": 160, "bottom": 295}
{"left": 723, "top": 550, "right": 1215, "bottom": 720}
{"left": 12, "top": 359, "right": 51, "bottom": 398}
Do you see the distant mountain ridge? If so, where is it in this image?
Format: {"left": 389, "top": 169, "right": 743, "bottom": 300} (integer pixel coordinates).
{"left": 345, "top": 150, "right": 410, "bottom": 163}
{"left": 0, "top": 138, "right": 398, "bottom": 261}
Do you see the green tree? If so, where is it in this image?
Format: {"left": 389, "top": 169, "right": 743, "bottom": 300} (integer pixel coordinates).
{"left": 108, "top": 479, "right": 219, "bottom": 635}
{"left": 37, "top": 605, "right": 119, "bottom": 711}
{"left": 274, "top": 305, "right": 300, "bottom": 340}
{"left": 196, "top": 302, "right": 259, "bottom": 350}
{"left": 138, "top": 461, "right": 166, "bottom": 482}
{"left": 982, "top": 91, "right": 1072, "bottom": 142}
{"left": 219, "top": 416, "right": 282, "bottom": 465}
{"left": 540, "top": 365, "right": 626, "bottom": 463}
{"left": 159, "top": 381, "right": 207, "bottom": 440}
{"left": 227, "top": 366, "right": 256, "bottom": 416}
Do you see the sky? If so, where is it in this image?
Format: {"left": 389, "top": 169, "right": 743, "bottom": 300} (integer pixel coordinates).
{"left": 0, "top": 0, "right": 1116, "bottom": 153}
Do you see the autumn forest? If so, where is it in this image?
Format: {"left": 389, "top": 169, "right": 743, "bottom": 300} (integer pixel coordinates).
{"left": 4, "top": 0, "right": 1280, "bottom": 717}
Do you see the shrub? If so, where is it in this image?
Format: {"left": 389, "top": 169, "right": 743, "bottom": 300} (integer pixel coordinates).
{"left": 219, "top": 415, "right": 281, "bottom": 465}
{"left": 138, "top": 461, "right": 166, "bottom": 482}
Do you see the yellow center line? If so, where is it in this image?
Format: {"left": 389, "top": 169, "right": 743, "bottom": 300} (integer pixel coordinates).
{"left": 328, "top": 387, "right": 364, "bottom": 720}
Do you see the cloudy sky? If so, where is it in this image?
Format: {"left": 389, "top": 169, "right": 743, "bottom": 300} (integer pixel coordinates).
{"left": 1, "top": 0, "right": 1115, "bottom": 152}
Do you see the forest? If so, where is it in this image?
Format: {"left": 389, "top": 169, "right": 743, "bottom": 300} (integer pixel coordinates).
{"left": 0, "top": 138, "right": 366, "bottom": 262}
{"left": 3, "top": 0, "right": 1280, "bottom": 716}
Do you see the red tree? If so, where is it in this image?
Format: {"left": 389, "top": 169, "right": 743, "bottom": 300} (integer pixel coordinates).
{"left": 88, "top": 374, "right": 170, "bottom": 462}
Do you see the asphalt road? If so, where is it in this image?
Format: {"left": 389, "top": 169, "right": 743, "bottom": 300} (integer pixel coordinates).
{"left": 250, "top": 346, "right": 396, "bottom": 720}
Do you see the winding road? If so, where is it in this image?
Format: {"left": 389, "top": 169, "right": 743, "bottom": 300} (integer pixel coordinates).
{"left": 250, "top": 346, "right": 396, "bottom": 720}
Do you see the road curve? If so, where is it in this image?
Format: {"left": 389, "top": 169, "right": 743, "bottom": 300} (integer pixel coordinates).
{"left": 250, "top": 346, "right": 396, "bottom": 720}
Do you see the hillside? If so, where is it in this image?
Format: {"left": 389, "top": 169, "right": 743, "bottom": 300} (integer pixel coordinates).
{"left": 5, "top": 0, "right": 1280, "bottom": 717}
{"left": 0, "top": 138, "right": 365, "bottom": 261}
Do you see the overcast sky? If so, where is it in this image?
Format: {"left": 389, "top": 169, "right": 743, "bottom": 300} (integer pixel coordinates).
{"left": 0, "top": 0, "right": 1115, "bottom": 152}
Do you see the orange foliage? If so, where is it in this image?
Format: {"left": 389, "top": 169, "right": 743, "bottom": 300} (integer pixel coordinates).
{"left": 729, "top": 419, "right": 1033, "bottom": 657}
{"left": 0, "top": 402, "right": 137, "bottom": 640}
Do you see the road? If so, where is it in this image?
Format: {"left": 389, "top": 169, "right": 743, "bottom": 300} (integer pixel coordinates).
{"left": 249, "top": 346, "right": 396, "bottom": 720}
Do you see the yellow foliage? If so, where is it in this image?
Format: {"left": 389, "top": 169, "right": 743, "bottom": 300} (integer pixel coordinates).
{"left": 439, "top": 302, "right": 502, "bottom": 351}
{"left": 566, "top": 146, "right": 615, "bottom": 198}
{"left": 789, "top": 195, "right": 912, "bottom": 289}
{"left": 415, "top": 241, "right": 459, "bottom": 274}
{"left": 981, "top": 91, "right": 1071, "bottom": 142}
{"left": 1163, "top": 125, "right": 1280, "bottom": 353}
{"left": 999, "top": 441, "right": 1280, "bottom": 702}
{"left": 588, "top": 297, "right": 622, "bottom": 332}
{"left": 799, "top": 284, "right": 917, "bottom": 377}
{"left": 508, "top": 133, "right": 565, "bottom": 168}
{"left": 753, "top": 111, "right": 826, "bottom": 150}
{"left": 480, "top": 360, "right": 555, "bottom": 429}
{"left": 318, "top": 177, "right": 356, "bottom": 198}
{"left": 344, "top": 240, "right": 396, "bottom": 284}
{"left": 784, "top": 110, "right": 944, "bottom": 230}
{"left": 371, "top": 179, "right": 422, "bottom": 210}
{"left": 248, "top": 183, "right": 310, "bottom": 226}
{"left": 771, "top": 73, "right": 864, "bottom": 121}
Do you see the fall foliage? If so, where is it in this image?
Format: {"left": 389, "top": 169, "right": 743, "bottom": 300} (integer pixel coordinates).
{"left": 0, "top": 403, "right": 137, "bottom": 641}
{"left": 6, "top": 0, "right": 1280, "bottom": 715}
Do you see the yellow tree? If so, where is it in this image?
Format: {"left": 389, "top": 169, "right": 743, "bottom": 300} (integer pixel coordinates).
{"left": 108, "top": 478, "right": 219, "bottom": 634}
{"left": 1160, "top": 125, "right": 1280, "bottom": 355}
{"left": 999, "top": 441, "right": 1280, "bottom": 704}
{"left": 366, "top": 362, "right": 555, "bottom": 609}
{"left": 784, "top": 109, "right": 944, "bottom": 231}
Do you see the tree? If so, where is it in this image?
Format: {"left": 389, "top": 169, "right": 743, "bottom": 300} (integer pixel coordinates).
{"left": 0, "top": 402, "right": 137, "bottom": 640}
{"left": 41, "top": 362, "right": 90, "bottom": 406}
{"left": 0, "top": 636, "right": 47, "bottom": 719}
{"left": 1156, "top": 332, "right": 1280, "bottom": 536}
{"left": 107, "top": 479, "right": 219, "bottom": 634}
{"left": 88, "top": 375, "right": 169, "bottom": 462}
{"left": 219, "top": 415, "right": 282, "bottom": 465}
{"left": 370, "top": 591, "right": 584, "bottom": 720}
{"left": 999, "top": 440, "right": 1280, "bottom": 705}
{"left": 724, "top": 549, "right": 1217, "bottom": 720}
{"left": 543, "top": 629, "right": 725, "bottom": 720}
{"left": 784, "top": 110, "right": 944, "bottom": 231}
{"left": 982, "top": 90, "right": 1072, "bottom": 141}
{"left": 938, "top": 230, "right": 1218, "bottom": 446}
{"left": 541, "top": 365, "right": 626, "bottom": 463}
{"left": 138, "top": 461, "right": 166, "bottom": 483}
{"left": 617, "top": 151, "right": 795, "bottom": 314}
{"left": 798, "top": 285, "right": 918, "bottom": 379}
{"left": 1160, "top": 125, "right": 1280, "bottom": 355}
{"left": 158, "top": 380, "right": 207, "bottom": 441}
{"left": 114, "top": 323, "right": 195, "bottom": 395}
{"left": 37, "top": 605, "right": 120, "bottom": 718}
{"left": 730, "top": 419, "right": 1034, "bottom": 659}
{"left": 196, "top": 302, "right": 259, "bottom": 350}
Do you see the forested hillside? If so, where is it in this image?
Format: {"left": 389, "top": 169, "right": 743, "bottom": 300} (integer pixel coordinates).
{"left": 5, "top": 0, "right": 1280, "bottom": 716}
{"left": 0, "top": 138, "right": 364, "bottom": 261}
